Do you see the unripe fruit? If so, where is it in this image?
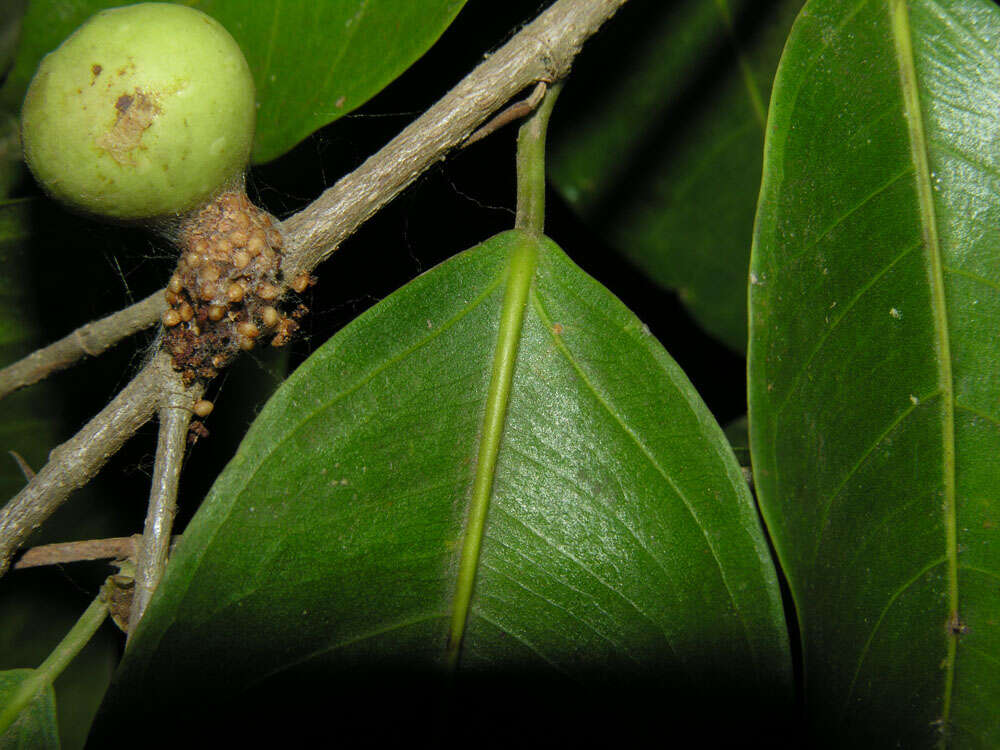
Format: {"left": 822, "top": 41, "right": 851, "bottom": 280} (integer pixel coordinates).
{"left": 21, "top": 3, "right": 255, "bottom": 221}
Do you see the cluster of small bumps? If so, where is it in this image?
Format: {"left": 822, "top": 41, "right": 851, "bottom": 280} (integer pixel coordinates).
{"left": 162, "top": 190, "right": 313, "bottom": 384}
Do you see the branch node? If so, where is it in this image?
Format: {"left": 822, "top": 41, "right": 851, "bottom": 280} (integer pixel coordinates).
{"left": 8, "top": 451, "right": 35, "bottom": 482}
{"left": 464, "top": 81, "right": 549, "bottom": 147}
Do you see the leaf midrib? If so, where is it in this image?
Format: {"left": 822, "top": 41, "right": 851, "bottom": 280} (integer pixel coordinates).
{"left": 445, "top": 233, "right": 538, "bottom": 668}
{"left": 888, "top": 0, "right": 958, "bottom": 738}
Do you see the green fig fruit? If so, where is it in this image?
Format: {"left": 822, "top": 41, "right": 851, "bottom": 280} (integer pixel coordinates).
{"left": 21, "top": 3, "right": 255, "bottom": 221}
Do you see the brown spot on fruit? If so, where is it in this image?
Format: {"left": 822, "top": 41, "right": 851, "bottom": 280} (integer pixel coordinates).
{"left": 115, "top": 93, "right": 133, "bottom": 114}
{"left": 91, "top": 64, "right": 102, "bottom": 83}
{"left": 95, "top": 88, "right": 161, "bottom": 166}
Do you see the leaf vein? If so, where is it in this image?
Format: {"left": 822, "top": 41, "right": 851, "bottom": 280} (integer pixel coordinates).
{"left": 478, "top": 558, "right": 642, "bottom": 665}
{"left": 471, "top": 611, "right": 569, "bottom": 675}
{"left": 488, "top": 504, "right": 685, "bottom": 669}
{"left": 244, "top": 612, "right": 448, "bottom": 690}
{"left": 784, "top": 165, "right": 914, "bottom": 266}
{"left": 890, "top": 1, "right": 959, "bottom": 729}
{"left": 839, "top": 555, "right": 949, "bottom": 718}
{"left": 774, "top": 239, "right": 922, "bottom": 420}
{"left": 810, "top": 388, "right": 945, "bottom": 571}
{"left": 529, "top": 291, "right": 758, "bottom": 671}
{"left": 944, "top": 265, "right": 1000, "bottom": 295}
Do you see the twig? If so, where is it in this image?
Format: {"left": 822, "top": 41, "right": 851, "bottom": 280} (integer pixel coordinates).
{"left": 0, "top": 352, "right": 168, "bottom": 574}
{"left": 11, "top": 535, "right": 139, "bottom": 569}
{"left": 8, "top": 451, "right": 35, "bottom": 481}
{"left": 0, "top": 290, "right": 166, "bottom": 399}
{"left": 129, "top": 369, "right": 202, "bottom": 634}
{"left": 0, "top": 0, "right": 629, "bottom": 576}
{"left": 464, "top": 81, "right": 548, "bottom": 147}
{"left": 280, "top": 0, "right": 629, "bottom": 279}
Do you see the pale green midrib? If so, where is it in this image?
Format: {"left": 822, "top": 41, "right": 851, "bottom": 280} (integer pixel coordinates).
{"left": 714, "top": 0, "right": 767, "bottom": 126}
{"left": 445, "top": 235, "right": 538, "bottom": 669}
{"left": 889, "top": 0, "right": 959, "bottom": 741}
{"left": 247, "top": 612, "right": 449, "bottom": 690}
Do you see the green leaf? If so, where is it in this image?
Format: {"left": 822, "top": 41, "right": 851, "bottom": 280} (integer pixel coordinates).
{"left": 549, "top": 0, "right": 804, "bottom": 352}
{"left": 97, "top": 230, "right": 790, "bottom": 739}
{"left": 1, "top": 0, "right": 466, "bottom": 165}
{"left": 749, "top": 0, "right": 1000, "bottom": 746}
{"left": 0, "top": 670, "right": 58, "bottom": 750}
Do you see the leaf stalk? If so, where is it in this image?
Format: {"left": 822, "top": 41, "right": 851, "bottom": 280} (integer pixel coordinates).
{"left": 515, "top": 81, "right": 563, "bottom": 233}
{"left": 0, "top": 592, "right": 109, "bottom": 735}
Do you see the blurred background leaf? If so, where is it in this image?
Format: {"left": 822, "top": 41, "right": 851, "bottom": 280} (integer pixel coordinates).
{"left": 550, "top": 0, "right": 804, "bottom": 352}
{"left": 0, "top": 201, "right": 123, "bottom": 750}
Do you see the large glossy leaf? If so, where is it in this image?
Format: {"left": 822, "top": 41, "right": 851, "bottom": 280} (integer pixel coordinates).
{"left": 0, "top": 0, "right": 466, "bottom": 164}
{"left": 95, "top": 230, "right": 790, "bottom": 741}
{"left": 749, "top": 0, "right": 1000, "bottom": 746}
{"left": 0, "top": 670, "right": 58, "bottom": 750}
{"left": 549, "top": 0, "right": 803, "bottom": 352}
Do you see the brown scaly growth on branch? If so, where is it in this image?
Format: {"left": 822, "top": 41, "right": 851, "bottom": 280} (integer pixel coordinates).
{"left": 161, "top": 188, "right": 314, "bottom": 384}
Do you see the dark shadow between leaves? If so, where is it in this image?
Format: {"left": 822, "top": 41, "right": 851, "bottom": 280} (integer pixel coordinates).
{"left": 90, "top": 656, "right": 801, "bottom": 747}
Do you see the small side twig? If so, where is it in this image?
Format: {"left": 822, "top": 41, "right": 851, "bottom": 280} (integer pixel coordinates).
{"left": 0, "top": 352, "right": 169, "bottom": 574}
{"left": 464, "top": 81, "right": 548, "bottom": 147}
{"left": 129, "top": 368, "right": 202, "bottom": 634}
{"left": 0, "top": 290, "right": 166, "bottom": 400}
{"left": 8, "top": 451, "right": 35, "bottom": 481}
{"left": 12, "top": 536, "right": 138, "bottom": 569}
